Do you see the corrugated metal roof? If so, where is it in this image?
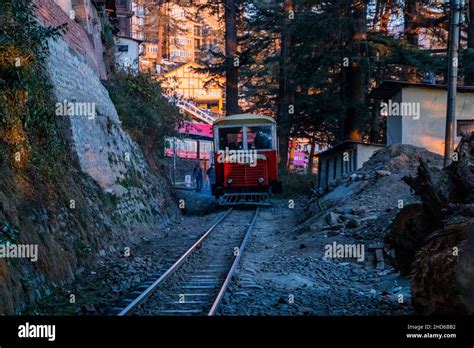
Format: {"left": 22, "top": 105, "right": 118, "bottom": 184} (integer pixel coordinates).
{"left": 317, "top": 141, "right": 384, "bottom": 157}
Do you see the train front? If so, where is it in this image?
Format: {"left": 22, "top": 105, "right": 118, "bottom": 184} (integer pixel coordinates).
{"left": 212, "top": 114, "right": 282, "bottom": 199}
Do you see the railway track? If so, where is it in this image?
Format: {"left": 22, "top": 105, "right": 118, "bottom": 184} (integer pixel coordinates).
{"left": 114, "top": 208, "right": 259, "bottom": 316}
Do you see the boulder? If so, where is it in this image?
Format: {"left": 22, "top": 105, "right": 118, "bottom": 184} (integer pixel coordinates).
{"left": 345, "top": 218, "right": 360, "bottom": 229}
{"left": 376, "top": 170, "right": 392, "bottom": 177}
{"left": 326, "top": 212, "right": 341, "bottom": 225}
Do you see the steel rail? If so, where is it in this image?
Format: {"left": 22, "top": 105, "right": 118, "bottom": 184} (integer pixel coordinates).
{"left": 117, "top": 208, "right": 233, "bottom": 316}
{"left": 208, "top": 208, "right": 260, "bottom": 316}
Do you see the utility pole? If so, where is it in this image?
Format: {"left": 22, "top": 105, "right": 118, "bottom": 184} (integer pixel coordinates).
{"left": 444, "top": 0, "right": 461, "bottom": 167}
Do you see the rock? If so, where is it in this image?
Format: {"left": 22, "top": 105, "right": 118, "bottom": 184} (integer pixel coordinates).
{"left": 83, "top": 304, "right": 96, "bottom": 313}
{"left": 351, "top": 207, "right": 367, "bottom": 216}
{"left": 326, "top": 230, "right": 341, "bottom": 237}
{"left": 336, "top": 207, "right": 352, "bottom": 215}
{"left": 359, "top": 215, "right": 378, "bottom": 222}
{"left": 340, "top": 213, "right": 358, "bottom": 221}
{"left": 112, "top": 184, "right": 128, "bottom": 197}
{"left": 391, "top": 286, "right": 403, "bottom": 293}
{"left": 376, "top": 170, "right": 392, "bottom": 177}
{"left": 299, "top": 306, "right": 314, "bottom": 314}
{"left": 326, "top": 212, "right": 341, "bottom": 225}
{"left": 345, "top": 218, "right": 360, "bottom": 228}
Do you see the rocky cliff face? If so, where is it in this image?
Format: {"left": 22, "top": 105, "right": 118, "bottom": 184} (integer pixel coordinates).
{"left": 0, "top": 0, "right": 178, "bottom": 314}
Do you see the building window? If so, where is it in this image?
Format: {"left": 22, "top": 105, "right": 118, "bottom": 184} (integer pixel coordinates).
{"left": 194, "top": 26, "right": 201, "bottom": 37}
{"left": 117, "top": 45, "right": 128, "bottom": 52}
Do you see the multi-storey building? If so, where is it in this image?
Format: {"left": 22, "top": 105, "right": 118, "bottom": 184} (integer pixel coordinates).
{"left": 129, "top": 0, "right": 223, "bottom": 74}
{"left": 114, "top": 0, "right": 134, "bottom": 37}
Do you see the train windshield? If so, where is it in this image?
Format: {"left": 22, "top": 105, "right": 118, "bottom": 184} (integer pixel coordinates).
{"left": 218, "top": 127, "right": 244, "bottom": 150}
{"left": 247, "top": 125, "right": 273, "bottom": 150}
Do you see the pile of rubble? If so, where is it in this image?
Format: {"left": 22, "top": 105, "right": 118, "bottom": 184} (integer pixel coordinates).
{"left": 301, "top": 144, "right": 443, "bottom": 243}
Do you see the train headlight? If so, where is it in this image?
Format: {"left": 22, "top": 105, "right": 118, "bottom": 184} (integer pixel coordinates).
{"left": 227, "top": 178, "right": 233, "bottom": 184}
{"left": 258, "top": 177, "right": 264, "bottom": 184}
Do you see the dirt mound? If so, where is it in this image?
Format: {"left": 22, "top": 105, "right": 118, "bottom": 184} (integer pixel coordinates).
{"left": 358, "top": 144, "right": 444, "bottom": 175}
{"left": 301, "top": 145, "right": 443, "bottom": 243}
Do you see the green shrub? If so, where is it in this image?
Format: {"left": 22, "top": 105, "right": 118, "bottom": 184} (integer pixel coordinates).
{"left": 280, "top": 173, "right": 317, "bottom": 197}
{"left": 0, "top": 0, "right": 64, "bottom": 170}
{"left": 0, "top": 221, "right": 20, "bottom": 243}
{"left": 106, "top": 71, "right": 184, "bottom": 169}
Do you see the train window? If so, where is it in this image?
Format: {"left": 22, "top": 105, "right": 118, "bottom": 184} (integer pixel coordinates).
{"left": 218, "top": 127, "right": 243, "bottom": 150}
{"left": 247, "top": 126, "right": 273, "bottom": 150}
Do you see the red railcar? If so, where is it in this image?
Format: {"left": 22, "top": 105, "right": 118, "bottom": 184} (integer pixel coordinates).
{"left": 211, "top": 114, "right": 282, "bottom": 199}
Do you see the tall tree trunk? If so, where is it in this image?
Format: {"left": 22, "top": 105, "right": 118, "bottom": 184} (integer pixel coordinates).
{"left": 224, "top": 0, "right": 239, "bottom": 115}
{"left": 404, "top": 0, "right": 419, "bottom": 81}
{"left": 380, "top": 0, "right": 391, "bottom": 34}
{"left": 277, "top": 0, "right": 294, "bottom": 173}
{"left": 467, "top": 0, "right": 474, "bottom": 85}
{"left": 404, "top": 0, "right": 420, "bottom": 45}
{"left": 344, "top": 0, "right": 366, "bottom": 142}
{"left": 369, "top": 100, "right": 379, "bottom": 143}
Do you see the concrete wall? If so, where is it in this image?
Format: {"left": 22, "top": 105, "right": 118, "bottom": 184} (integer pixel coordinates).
{"left": 356, "top": 144, "right": 383, "bottom": 169}
{"left": 35, "top": 0, "right": 177, "bottom": 227}
{"left": 399, "top": 87, "right": 474, "bottom": 155}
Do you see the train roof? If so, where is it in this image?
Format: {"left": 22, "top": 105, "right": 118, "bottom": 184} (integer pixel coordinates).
{"left": 213, "top": 114, "right": 276, "bottom": 127}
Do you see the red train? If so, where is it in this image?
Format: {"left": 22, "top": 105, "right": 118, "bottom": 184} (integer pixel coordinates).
{"left": 211, "top": 114, "right": 282, "bottom": 201}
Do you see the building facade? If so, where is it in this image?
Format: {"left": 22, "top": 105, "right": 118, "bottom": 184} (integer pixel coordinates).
{"left": 371, "top": 81, "right": 474, "bottom": 155}
{"left": 114, "top": 35, "right": 142, "bottom": 72}
{"left": 161, "top": 62, "right": 224, "bottom": 114}
{"left": 129, "top": 0, "right": 223, "bottom": 74}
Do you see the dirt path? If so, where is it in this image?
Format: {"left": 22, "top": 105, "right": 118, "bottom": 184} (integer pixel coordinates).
{"left": 218, "top": 199, "right": 412, "bottom": 315}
